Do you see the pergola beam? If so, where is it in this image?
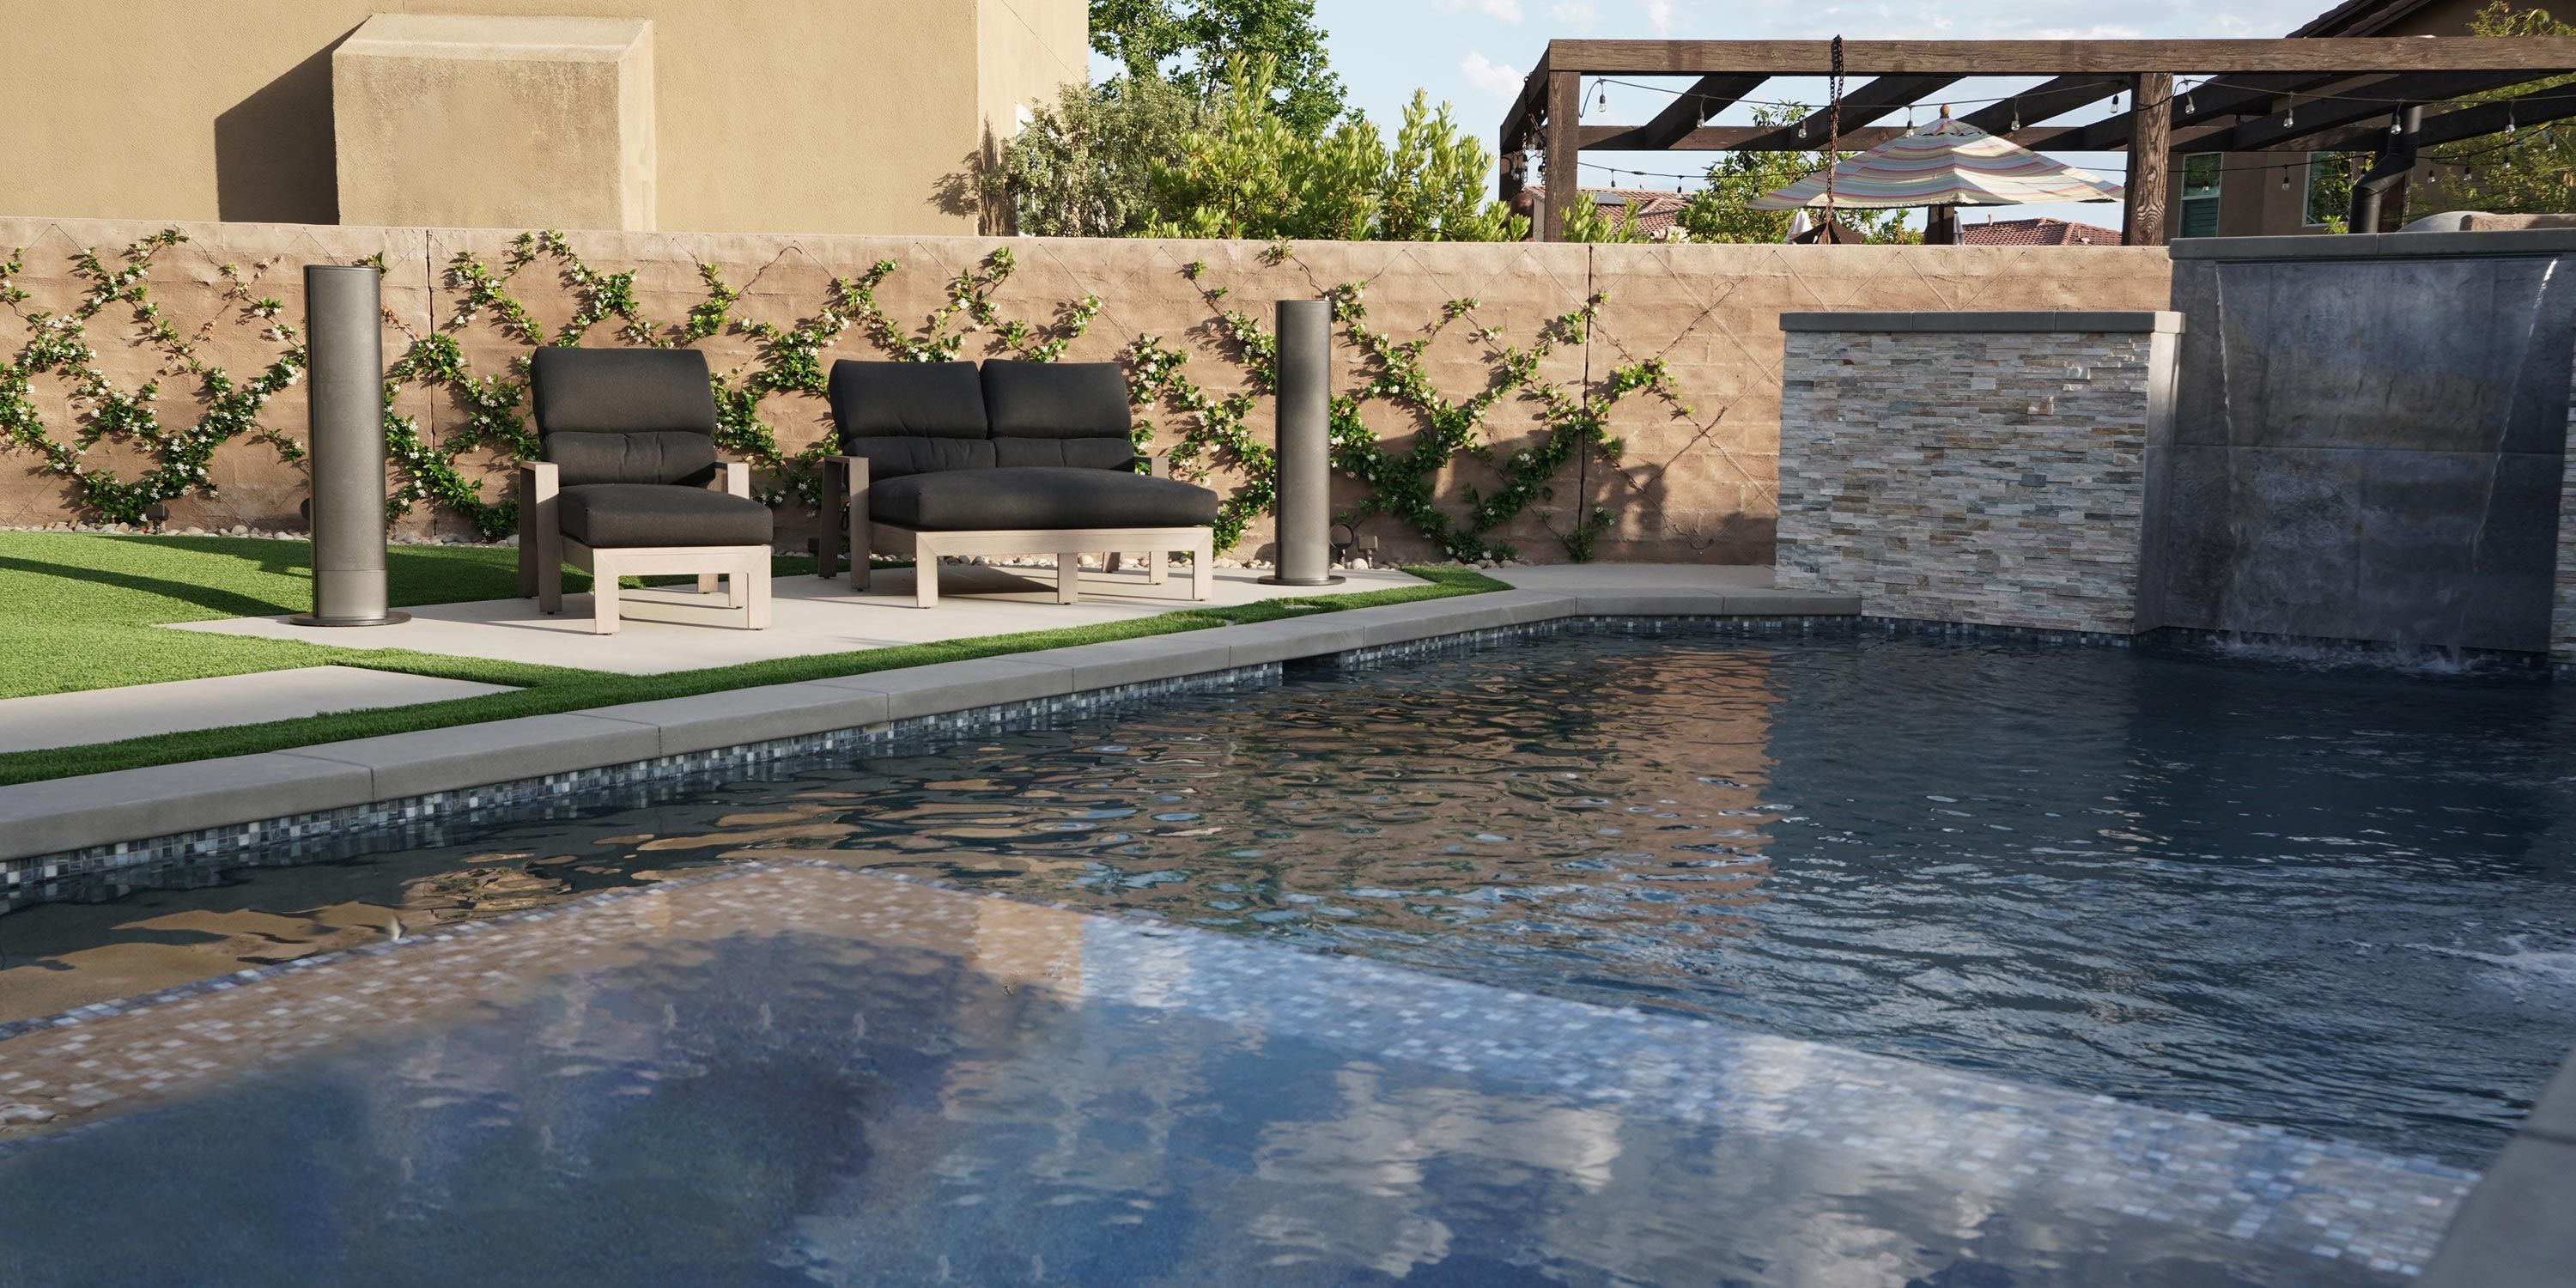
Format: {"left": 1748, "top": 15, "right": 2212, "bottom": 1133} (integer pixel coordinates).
{"left": 1625, "top": 73, "right": 1771, "bottom": 150}
{"left": 1534, "top": 37, "right": 2576, "bottom": 76}
{"left": 2184, "top": 69, "right": 2560, "bottom": 153}
{"left": 1574, "top": 123, "right": 2239, "bottom": 151}
{"left": 1955, "top": 75, "right": 2126, "bottom": 134}
{"left": 1731, "top": 75, "right": 1964, "bottom": 151}
{"left": 1506, "top": 37, "right": 2576, "bottom": 240}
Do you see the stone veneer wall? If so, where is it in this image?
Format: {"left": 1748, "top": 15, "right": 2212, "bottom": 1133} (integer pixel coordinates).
{"left": 0, "top": 217, "right": 2172, "bottom": 563}
{"left": 1774, "top": 312, "right": 2181, "bottom": 634}
{"left": 2560, "top": 355, "right": 2576, "bottom": 663}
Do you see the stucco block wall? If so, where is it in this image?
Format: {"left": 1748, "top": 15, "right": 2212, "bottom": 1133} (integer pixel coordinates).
{"left": 1775, "top": 315, "right": 2181, "bottom": 633}
{"left": 4, "top": 0, "right": 1082, "bottom": 236}
{"left": 0, "top": 218, "right": 2170, "bottom": 564}
{"left": 333, "top": 15, "right": 655, "bottom": 233}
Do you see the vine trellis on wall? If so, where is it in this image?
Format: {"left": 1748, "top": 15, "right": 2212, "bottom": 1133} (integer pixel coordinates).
{"left": 1, "top": 228, "right": 1691, "bottom": 561}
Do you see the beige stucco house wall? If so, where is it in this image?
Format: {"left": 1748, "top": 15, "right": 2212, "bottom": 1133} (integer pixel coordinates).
{"left": 3, "top": 0, "right": 1086, "bottom": 235}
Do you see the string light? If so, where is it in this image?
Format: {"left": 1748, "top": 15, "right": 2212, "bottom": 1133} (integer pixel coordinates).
{"left": 2281, "top": 168, "right": 2291, "bottom": 191}
{"left": 2009, "top": 99, "right": 2020, "bottom": 131}
{"left": 2284, "top": 100, "right": 2295, "bottom": 127}
{"left": 2184, "top": 90, "right": 2195, "bottom": 116}
{"left": 2507, "top": 105, "right": 2518, "bottom": 136}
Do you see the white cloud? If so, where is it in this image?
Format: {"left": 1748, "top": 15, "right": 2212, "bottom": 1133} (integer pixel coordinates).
{"left": 1460, "top": 50, "right": 1525, "bottom": 100}
{"left": 1643, "top": 0, "right": 1678, "bottom": 34}
{"left": 1433, "top": 0, "right": 1526, "bottom": 20}
{"left": 1550, "top": 0, "right": 1601, "bottom": 23}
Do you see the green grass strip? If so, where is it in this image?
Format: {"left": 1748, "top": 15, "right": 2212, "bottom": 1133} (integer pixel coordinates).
{"left": 0, "top": 531, "right": 1501, "bottom": 786}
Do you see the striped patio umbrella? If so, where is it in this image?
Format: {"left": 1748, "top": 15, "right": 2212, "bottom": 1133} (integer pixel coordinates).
{"left": 1749, "top": 113, "right": 2123, "bottom": 210}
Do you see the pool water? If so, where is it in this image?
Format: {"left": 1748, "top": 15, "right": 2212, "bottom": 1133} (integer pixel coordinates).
{"left": 3, "top": 630, "right": 2572, "bottom": 1285}
{"left": 780, "top": 633, "right": 2575, "bottom": 1166}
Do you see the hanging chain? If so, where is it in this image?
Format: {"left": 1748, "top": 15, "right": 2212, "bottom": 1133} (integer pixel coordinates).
{"left": 1824, "top": 35, "right": 1844, "bottom": 233}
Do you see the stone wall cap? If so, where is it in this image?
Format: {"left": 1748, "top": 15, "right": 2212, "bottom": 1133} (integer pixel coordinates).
{"left": 339, "top": 14, "right": 651, "bottom": 61}
{"left": 2168, "top": 228, "right": 2576, "bottom": 262}
{"left": 1778, "top": 310, "right": 2183, "bottom": 334}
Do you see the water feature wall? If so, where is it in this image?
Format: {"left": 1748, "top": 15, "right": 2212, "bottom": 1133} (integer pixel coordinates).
{"left": 2144, "top": 230, "right": 2576, "bottom": 653}
{"left": 1776, "top": 311, "right": 2180, "bottom": 635}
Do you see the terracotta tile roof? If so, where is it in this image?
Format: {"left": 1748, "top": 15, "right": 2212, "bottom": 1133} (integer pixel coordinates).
{"left": 1957, "top": 216, "right": 2123, "bottom": 246}
{"left": 1514, "top": 185, "right": 1693, "bottom": 239}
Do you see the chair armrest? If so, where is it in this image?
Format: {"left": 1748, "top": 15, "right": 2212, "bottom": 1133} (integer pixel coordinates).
{"left": 519, "top": 459, "right": 559, "bottom": 504}
{"left": 1145, "top": 453, "right": 1170, "bottom": 479}
{"left": 822, "top": 454, "right": 869, "bottom": 493}
{"left": 716, "top": 461, "right": 750, "bottom": 498}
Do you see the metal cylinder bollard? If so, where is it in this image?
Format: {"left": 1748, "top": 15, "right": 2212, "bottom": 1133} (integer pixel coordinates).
{"left": 1261, "top": 298, "right": 1344, "bottom": 587}
{"left": 291, "top": 264, "right": 408, "bottom": 627}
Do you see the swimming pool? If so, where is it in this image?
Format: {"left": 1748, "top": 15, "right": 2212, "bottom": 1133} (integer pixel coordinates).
{"left": 3, "top": 630, "right": 2568, "bottom": 1284}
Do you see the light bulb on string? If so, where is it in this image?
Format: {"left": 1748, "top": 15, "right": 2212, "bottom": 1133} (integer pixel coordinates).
{"left": 2010, "top": 100, "right": 2020, "bottom": 131}
{"left": 2507, "top": 106, "right": 2518, "bottom": 137}
{"left": 2281, "top": 168, "right": 2290, "bottom": 191}
{"left": 1797, "top": 119, "right": 1809, "bottom": 139}
{"left": 2284, "top": 101, "right": 2295, "bottom": 127}
{"left": 2184, "top": 90, "right": 2195, "bottom": 116}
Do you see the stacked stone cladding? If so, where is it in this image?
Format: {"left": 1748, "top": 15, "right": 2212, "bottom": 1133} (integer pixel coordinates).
{"left": 1777, "top": 326, "right": 2160, "bottom": 635}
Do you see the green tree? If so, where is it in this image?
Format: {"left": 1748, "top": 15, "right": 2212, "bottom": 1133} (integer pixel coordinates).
{"left": 2420, "top": 2, "right": 2576, "bottom": 217}
{"left": 1557, "top": 191, "right": 1650, "bottom": 243}
{"left": 1092, "top": 0, "right": 1346, "bottom": 135}
{"left": 1668, "top": 106, "right": 1915, "bottom": 243}
{"left": 979, "top": 76, "right": 1207, "bottom": 237}
{"left": 1144, "top": 58, "right": 1524, "bottom": 240}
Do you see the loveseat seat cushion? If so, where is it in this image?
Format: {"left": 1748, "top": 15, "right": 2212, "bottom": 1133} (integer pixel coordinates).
{"left": 556, "top": 485, "right": 775, "bottom": 549}
{"left": 868, "top": 466, "right": 1218, "bottom": 532}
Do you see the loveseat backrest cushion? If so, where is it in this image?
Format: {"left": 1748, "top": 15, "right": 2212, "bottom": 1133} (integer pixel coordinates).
{"left": 828, "top": 360, "right": 999, "bottom": 478}
{"left": 829, "top": 361, "right": 991, "bottom": 439}
{"left": 530, "top": 348, "right": 721, "bottom": 487}
{"left": 981, "top": 360, "right": 1136, "bottom": 471}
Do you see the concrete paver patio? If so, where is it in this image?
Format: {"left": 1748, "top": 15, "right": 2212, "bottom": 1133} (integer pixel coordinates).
{"left": 167, "top": 563, "right": 1428, "bottom": 675}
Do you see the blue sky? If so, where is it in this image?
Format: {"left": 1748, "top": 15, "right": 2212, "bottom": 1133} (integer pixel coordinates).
{"left": 1296, "top": 0, "right": 2348, "bottom": 231}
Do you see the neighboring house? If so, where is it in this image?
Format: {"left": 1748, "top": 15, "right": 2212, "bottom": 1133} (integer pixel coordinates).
{"left": 6, "top": 0, "right": 1084, "bottom": 235}
{"left": 2170, "top": 0, "right": 2491, "bottom": 239}
{"left": 1511, "top": 185, "right": 1693, "bottom": 240}
{"left": 1958, "top": 216, "right": 2123, "bottom": 245}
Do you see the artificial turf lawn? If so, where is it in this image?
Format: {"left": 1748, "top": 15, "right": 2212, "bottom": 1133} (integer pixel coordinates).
{"left": 0, "top": 532, "right": 1504, "bottom": 786}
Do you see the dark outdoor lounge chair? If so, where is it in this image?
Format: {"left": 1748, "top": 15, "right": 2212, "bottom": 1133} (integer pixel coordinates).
{"left": 817, "top": 359, "right": 1220, "bottom": 608}
{"left": 517, "top": 348, "right": 774, "bottom": 635}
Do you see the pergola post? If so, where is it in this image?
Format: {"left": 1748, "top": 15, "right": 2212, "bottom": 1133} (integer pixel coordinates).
{"left": 2123, "top": 72, "right": 2173, "bottom": 246}
{"left": 1544, "top": 69, "right": 1580, "bottom": 241}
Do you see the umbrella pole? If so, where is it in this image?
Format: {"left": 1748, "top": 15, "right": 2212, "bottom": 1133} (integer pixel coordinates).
{"left": 1925, "top": 204, "right": 1958, "bottom": 245}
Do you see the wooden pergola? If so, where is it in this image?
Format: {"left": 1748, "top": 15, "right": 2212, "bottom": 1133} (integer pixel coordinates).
{"left": 1499, "top": 39, "right": 2576, "bottom": 244}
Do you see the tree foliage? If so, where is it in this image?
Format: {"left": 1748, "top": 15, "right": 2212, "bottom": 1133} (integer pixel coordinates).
{"left": 979, "top": 76, "right": 1207, "bottom": 237}
{"left": 2419, "top": 2, "right": 2576, "bottom": 217}
{"left": 1091, "top": 0, "right": 1346, "bottom": 136}
{"left": 1139, "top": 59, "right": 1525, "bottom": 241}
{"left": 1670, "top": 106, "right": 1914, "bottom": 243}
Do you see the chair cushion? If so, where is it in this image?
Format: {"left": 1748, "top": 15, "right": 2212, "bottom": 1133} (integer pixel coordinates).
{"left": 993, "top": 436, "right": 1138, "bottom": 471}
{"left": 556, "top": 485, "right": 774, "bottom": 549}
{"left": 545, "top": 431, "right": 720, "bottom": 488}
{"left": 845, "top": 436, "right": 997, "bottom": 481}
{"left": 980, "top": 361, "right": 1132, "bottom": 438}
{"left": 868, "top": 466, "right": 1218, "bottom": 532}
{"left": 829, "top": 360, "right": 989, "bottom": 439}
{"left": 531, "top": 349, "right": 723, "bottom": 487}
{"left": 531, "top": 348, "right": 718, "bottom": 434}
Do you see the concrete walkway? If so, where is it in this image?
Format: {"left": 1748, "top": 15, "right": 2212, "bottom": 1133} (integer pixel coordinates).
{"left": 167, "top": 564, "right": 1426, "bottom": 676}
{"left": 0, "top": 667, "right": 515, "bottom": 755}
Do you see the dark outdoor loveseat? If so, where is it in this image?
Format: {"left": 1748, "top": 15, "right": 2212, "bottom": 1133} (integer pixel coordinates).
{"left": 817, "top": 359, "right": 1221, "bottom": 608}
{"left": 518, "top": 348, "right": 774, "bottom": 634}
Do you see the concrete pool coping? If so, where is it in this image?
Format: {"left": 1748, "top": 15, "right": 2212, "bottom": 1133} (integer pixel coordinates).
{"left": 0, "top": 570, "right": 1857, "bottom": 868}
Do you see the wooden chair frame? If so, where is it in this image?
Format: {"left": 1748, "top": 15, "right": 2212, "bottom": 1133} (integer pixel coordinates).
{"left": 515, "top": 461, "right": 774, "bottom": 635}
{"left": 815, "top": 455, "right": 1215, "bottom": 610}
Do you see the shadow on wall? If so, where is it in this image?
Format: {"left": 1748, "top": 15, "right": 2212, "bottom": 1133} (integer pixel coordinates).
{"left": 213, "top": 28, "right": 358, "bottom": 225}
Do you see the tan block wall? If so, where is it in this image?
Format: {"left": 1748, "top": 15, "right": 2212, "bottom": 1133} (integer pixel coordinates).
{"left": 0, "top": 216, "right": 2172, "bottom": 564}
{"left": 333, "top": 15, "right": 656, "bottom": 233}
{"left": 3, "top": 0, "right": 1083, "bottom": 236}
